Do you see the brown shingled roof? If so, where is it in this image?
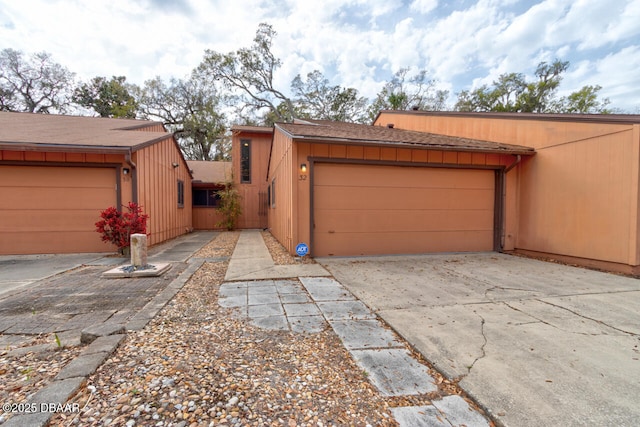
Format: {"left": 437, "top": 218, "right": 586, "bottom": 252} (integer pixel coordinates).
{"left": 276, "top": 119, "right": 535, "bottom": 155}
{"left": 187, "top": 160, "right": 232, "bottom": 183}
{"left": 231, "top": 125, "right": 274, "bottom": 134}
{"left": 0, "top": 111, "right": 171, "bottom": 152}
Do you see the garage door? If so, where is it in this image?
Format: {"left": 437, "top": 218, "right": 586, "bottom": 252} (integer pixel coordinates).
{"left": 313, "top": 163, "right": 496, "bottom": 256}
{"left": 0, "top": 165, "right": 117, "bottom": 254}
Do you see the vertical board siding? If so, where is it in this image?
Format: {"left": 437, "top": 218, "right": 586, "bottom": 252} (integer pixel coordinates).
{"left": 134, "top": 137, "right": 192, "bottom": 247}
{"left": 286, "top": 142, "right": 517, "bottom": 256}
{"left": 268, "top": 131, "right": 295, "bottom": 252}
{"left": 232, "top": 131, "right": 271, "bottom": 229}
{"left": 373, "top": 112, "right": 639, "bottom": 266}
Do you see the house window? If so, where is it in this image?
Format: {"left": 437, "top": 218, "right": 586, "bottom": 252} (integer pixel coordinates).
{"left": 270, "top": 179, "right": 276, "bottom": 208}
{"left": 193, "top": 189, "right": 221, "bottom": 207}
{"left": 240, "top": 139, "right": 251, "bottom": 183}
{"left": 177, "top": 180, "right": 184, "bottom": 207}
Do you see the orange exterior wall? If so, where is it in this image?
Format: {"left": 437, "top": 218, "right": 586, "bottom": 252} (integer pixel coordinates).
{"left": 192, "top": 207, "right": 225, "bottom": 230}
{"left": 0, "top": 150, "right": 131, "bottom": 254}
{"left": 1, "top": 135, "right": 192, "bottom": 254}
{"left": 132, "top": 137, "right": 192, "bottom": 246}
{"left": 375, "top": 112, "right": 640, "bottom": 268}
{"left": 232, "top": 131, "right": 271, "bottom": 229}
{"left": 267, "top": 134, "right": 520, "bottom": 256}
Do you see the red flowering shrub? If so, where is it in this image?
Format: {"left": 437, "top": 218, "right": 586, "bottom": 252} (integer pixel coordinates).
{"left": 95, "top": 202, "right": 149, "bottom": 254}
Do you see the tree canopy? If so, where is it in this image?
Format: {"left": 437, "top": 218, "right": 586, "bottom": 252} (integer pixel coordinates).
{"left": 454, "top": 60, "right": 611, "bottom": 114}
{"left": 134, "top": 74, "right": 228, "bottom": 161}
{"left": 0, "top": 48, "right": 75, "bottom": 113}
{"left": 0, "top": 24, "right": 623, "bottom": 161}
{"left": 73, "top": 76, "right": 138, "bottom": 118}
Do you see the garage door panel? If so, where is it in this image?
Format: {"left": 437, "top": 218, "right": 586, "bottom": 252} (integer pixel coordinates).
{"left": 0, "top": 166, "right": 114, "bottom": 187}
{"left": 315, "top": 209, "right": 494, "bottom": 233}
{"left": 316, "top": 164, "right": 494, "bottom": 189}
{"left": 315, "top": 231, "right": 494, "bottom": 256}
{"left": 315, "top": 187, "right": 494, "bottom": 211}
{"left": 0, "top": 209, "right": 104, "bottom": 232}
{"left": 0, "top": 165, "right": 117, "bottom": 254}
{"left": 1, "top": 187, "right": 116, "bottom": 210}
{"left": 313, "top": 163, "right": 496, "bottom": 256}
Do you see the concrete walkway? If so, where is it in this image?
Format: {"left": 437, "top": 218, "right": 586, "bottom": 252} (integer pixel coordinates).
{"left": 225, "top": 230, "right": 330, "bottom": 280}
{"left": 222, "top": 230, "right": 491, "bottom": 427}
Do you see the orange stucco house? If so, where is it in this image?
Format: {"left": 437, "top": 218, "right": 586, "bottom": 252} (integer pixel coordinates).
{"left": 0, "top": 112, "right": 193, "bottom": 255}
{"left": 233, "top": 111, "right": 640, "bottom": 275}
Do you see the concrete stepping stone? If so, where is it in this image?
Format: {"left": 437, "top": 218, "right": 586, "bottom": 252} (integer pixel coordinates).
{"left": 329, "top": 319, "right": 404, "bottom": 350}
{"left": 392, "top": 396, "right": 490, "bottom": 427}
{"left": 316, "top": 300, "right": 376, "bottom": 321}
{"left": 251, "top": 315, "right": 289, "bottom": 331}
{"left": 350, "top": 348, "right": 437, "bottom": 396}
{"left": 289, "top": 315, "right": 326, "bottom": 334}
{"left": 284, "top": 303, "right": 322, "bottom": 317}
{"left": 299, "top": 277, "right": 356, "bottom": 301}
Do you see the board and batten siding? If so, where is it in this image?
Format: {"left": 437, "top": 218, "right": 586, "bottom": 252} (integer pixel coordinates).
{"left": 132, "top": 136, "right": 192, "bottom": 247}
{"left": 266, "top": 138, "right": 520, "bottom": 256}
{"left": 232, "top": 130, "right": 271, "bottom": 229}
{"left": 375, "top": 112, "right": 640, "bottom": 269}
{"left": 267, "top": 130, "right": 296, "bottom": 253}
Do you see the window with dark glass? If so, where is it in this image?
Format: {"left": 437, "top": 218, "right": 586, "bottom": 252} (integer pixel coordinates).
{"left": 193, "top": 189, "right": 221, "bottom": 207}
{"left": 177, "top": 180, "right": 184, "bottom": 207}
{"left": 240, "top": 139, "right": 251, "bottom": 183}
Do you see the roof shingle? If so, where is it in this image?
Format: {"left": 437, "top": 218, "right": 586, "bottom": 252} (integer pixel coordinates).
{"left": 276, "top": 119, "right": 535, "bottom": 155}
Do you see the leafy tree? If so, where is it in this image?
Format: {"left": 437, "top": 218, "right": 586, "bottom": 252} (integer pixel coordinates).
{"left": 199, "top": 23, "right": 296, "bottom": 123}
{"left": 291, "top": 70, "right": 369, "bottom": 123}
{"left": 454, "top": 60, "right": 610, "bottom": 114}
{"left": 0, "top": 48, "right": 75, "bottom": 113}
{"left": 368, "top": 68, "right": 449, "bottom": 120}
{"left": 73, "top": 76, "right": 138, "bottom": 118}
{"left": 134, "top": 74, "right": 228, "bottom": 160}
{"left": 552, "top": 85, "right": 611, "bottom": 114}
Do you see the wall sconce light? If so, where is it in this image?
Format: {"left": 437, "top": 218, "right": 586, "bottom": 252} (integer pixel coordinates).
{"left": 172, "top": 162, "right": 179, "bottom": 168}
{"left": 123, "top": 168, "right": 130, "bottom": 175}
{"left": 300, "top": 163, "right": 307, "bottom": 173}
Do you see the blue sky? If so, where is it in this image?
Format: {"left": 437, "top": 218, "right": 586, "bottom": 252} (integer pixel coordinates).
{"left": 1, "top": 0, "right": 638, "bottom": 112}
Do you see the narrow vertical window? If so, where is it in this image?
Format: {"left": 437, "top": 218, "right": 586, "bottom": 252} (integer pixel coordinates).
{"left": 241, "top": 139, "right": 251, "bottom": 183}
{"left": 270, "top": 179, "right": 276, "bottom": 208}
{"left": 177, "top": 180, "right": 184, "bottom": 207}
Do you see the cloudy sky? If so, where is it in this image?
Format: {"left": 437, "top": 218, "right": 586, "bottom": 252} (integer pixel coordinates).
{"left": 1, "top": 0, "right": 638, "bottom": 113}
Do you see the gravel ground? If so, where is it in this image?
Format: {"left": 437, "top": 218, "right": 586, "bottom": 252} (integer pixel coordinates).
{"left": 0, "top": 334, "right": 84, "bottom": 424}
{"left": 37, "top": 231, "right": 481, "bottom": 427}
{"left": 261, "top": 231, "right": 316, "bottom": 265}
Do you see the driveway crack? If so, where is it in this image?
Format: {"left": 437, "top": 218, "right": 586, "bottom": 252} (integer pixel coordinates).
{"left": 537, "top": 299, "right": 638, "bottom": 337}
{"left": 463, "top": 310, "right": 487, "bottom": 378}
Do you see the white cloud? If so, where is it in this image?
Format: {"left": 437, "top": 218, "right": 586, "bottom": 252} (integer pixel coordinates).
{"left": 409, "top": 0, "right": 438, "bottom": 15}
{"left": 0, "top": 0, "right": 637, "bottom": 112}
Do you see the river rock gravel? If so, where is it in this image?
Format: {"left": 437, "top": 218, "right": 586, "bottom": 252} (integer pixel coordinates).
{"left": 44, "top": 231, "right": 480, "bottom": 427}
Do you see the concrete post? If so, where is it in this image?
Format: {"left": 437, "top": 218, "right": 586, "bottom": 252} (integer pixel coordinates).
{"left": 130, "top": 234, "right": 147, "bottom": 267}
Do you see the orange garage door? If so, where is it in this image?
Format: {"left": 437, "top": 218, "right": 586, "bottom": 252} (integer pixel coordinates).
{"left": 313, "top": 163, "right": 496, "bottom": 256}
{"left": 0, "top": 165, "right": 117, "bottom": 254}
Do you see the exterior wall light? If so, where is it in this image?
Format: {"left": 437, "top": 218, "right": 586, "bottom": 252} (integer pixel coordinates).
{"left": 300, "top": 163, "right": 307, "bottom": 173}
{"left": 123, "top": 168, "right": 130, "bottom": 175}
{"left": 172, "top": 162, "right": 179, "bottom": 168}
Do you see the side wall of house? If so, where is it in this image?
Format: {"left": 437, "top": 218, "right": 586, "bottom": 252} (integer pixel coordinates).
{"left": 232, "top": 132, "right": 271, "bottom": 229}
{"left": 133, "top": 137, "right": 192, "bottom": 246}
{"left": 267, "top": 131, "right": 296, "bottom": 252}
{"left": 277, "top": 141, "right": 519, "bottom": 256}
{"left": 376, "top": 113, "right": 640, "bottom": 268}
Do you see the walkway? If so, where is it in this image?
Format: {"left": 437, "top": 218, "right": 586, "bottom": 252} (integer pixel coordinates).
{"left": 221, "top": 230, "right": 491, "bottom": 427}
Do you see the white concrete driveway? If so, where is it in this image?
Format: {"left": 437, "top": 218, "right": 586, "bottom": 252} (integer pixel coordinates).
{"left": 318, "top": 252, "right": 640, "bottom": 427}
